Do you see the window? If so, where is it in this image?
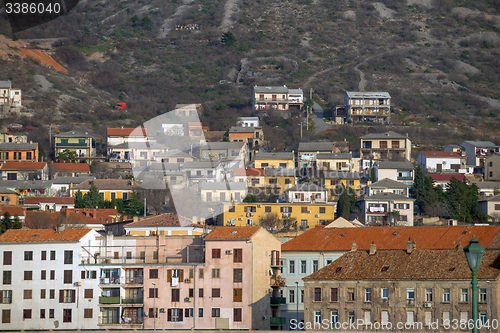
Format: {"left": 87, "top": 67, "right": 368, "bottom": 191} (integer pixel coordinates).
{"left": 50, "top": 251, "right": 55, "bottom": 260}
{"left": 153, "top": 251, "right": 158, "bottom": 260}
{"left": 301, "top": 206, "right": 308, "bottom": 213}
{"left": 2, "top": 309, "right": 10, "bottom": 323}
{"left": 40, "top": 289, "right": 46, "bottom": 299}
{"left": 461, "top": 288, "right": 469, "bottom": 302}
{"left": 289, "top": 289, "right": 295, "bottom": 303}
{"left": 289, "top": 260, "right": 295, "bottom": 274}
{"left": 199, "top": 288, "right": 204, "bottom": 297}
{"left": 24, "top": 251, "right": 33, "bottom": 261}
{"left": 3, "top": 251, "right": 12, "bottom": 265}
{"left": 63, "top": 309, "right": 72, "bottom": 323}
{"left": 59, "top": 290, "right": 75, "bottom": 303}
{"left": 185, "top": 308, "right": 194, "bottom": 318}
{"left": 425, "top": 288, "right": 433, "bottom": 302}
{"left": 319, "top": 207, "right": 326, "bottom": 214}
{"left": 148, "top": 308, "right": 157, "bottom": 318}
{"left": 364, "top": 311, "right": 372, "bottom": 324}
{"left": 407, "top": 287, "right": 415, "bottom": 300}
{"left": 84, "top": 289, "right": 93, "bottom": 299}
{"left": 40, "top": 309, "right": 45, "bottom": 319}
{"left": 149, "top": 288, "right": 158, "bottom": 298}
{"left": 442, "top": 288, "right": 451, "bottom": 302}
{"left": 347, "top": 288, "right": 355, "bottom": 301}
{"left": 188, "top": 288, "right": 194, "bottom": 298}
{"left": 234, "top": 308, "right": 242, "bottom": 322}
{"left": 301, "top": 289, "right": 304, "bottom": 303}
{"left": 23, "top": 309, "right": 32, "bottom": 319}
{"left": 24, "top": 271, "right": 33, "bottom": 280}
{"left": 50, "top": 270, "right": 55, "bottom": 280}
{"left": 313, "top": 260, "right": 319, "bottom": 272}
{"left": 63, "top": 270, "right": 72, "bottom": 284}
{"left": 406, "top": 311, "right": 414, "bottom": 324}
{"left": 50, "top": 289, "right": 55, "bottom": 299}
{"left": 1, "top": 290, "right": 12, "bottom": 304}
{"left": 49, "top": 309, "right": 54, "bottom": 318}
{"left": 84, "top": 309, "right": 93, "bottom": 319}
{"left": 3, "top": 271, "right": 12, "bottom": 284}
{"left": 212, "top": 249, "right": 221, "bottom": 258}
{"left": 443, "top": 311, "right": 450, "bottom": 323}
{"left": 199, "top": 269, "right": 204, "bottom": 279}
{"left": 300, "top": 260, "right": 307, "bottom": 274}
{"left": 211, "top": 308, "right": 220, "bottom": 317}
{"left": 314, "top": 288, "right": 321, "bottom": 302}
{"left": 381, "top": 311, "right": 389, "bottom": 324}
{"left": 171, "top": 289, "right": 180, "bottom": 302}
{"left": 199, "top": 308, "right": 204, "bottom": 318}
{"left": 330, "top": 288, "right": 338, "bottom": 302}
{"left": 233, "top": 268, "right": 242, "bottom": 283}
{"left": 480, "top": 313, "right": 487, "bottom": 326}
{"left": 149, "top": 269, "right": 158, "bottom": 279}
{"left": 23, "top": 289, "right": 32, "bottom": 299}
{"left": 41, "top": 270, "right": 46, "bottom": 280}
{"left": 314, "top": 311, "right": 322, "bottom": 324}
{"left": 167, "top": 308, "right": 183, "bottom": 322}
{"left": 233, "top": 288, "right": 242, "bottom": 302}
{"left": 479, "top": 288, "right": 487, "bottom": 303}
{"left": 212, "top": 288, "right": 221, "bottom": 298}
{"left": 64, "top": 250, "right": 73, "bottom": 264}
{"left": 212, "top": 268, "right": 220, "bottom": 278}
{"left": 331, "top": 311, "right": 339, "bottom": 325}
{"left": 233, "top": 248, "right": 243, "bottom": 263}
{"left": 381, "top": 288, "right": 389, "bottom": 299}
{"left": 348, "top": 310, "right": 355, "bottom": 324}
{"left": 365, "top": 288, "right": 372, "bottom": 302}
{"left": 425, "top": 311, "right": 432, "bottom": 326}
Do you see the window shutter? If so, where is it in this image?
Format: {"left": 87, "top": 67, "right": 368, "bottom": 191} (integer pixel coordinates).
{"left": 71, "top": 290, "right": 76, "bottom": 303}
{"left": 59, "top": 290, "right": 64, "bottom": 303}
{"left": 167, "top": 309, "right": 172, "bottom": 322}
{"left": 179, "top": 270, "right": 184, "bottom": 281}
{"left": 81, "top": 271, "right": 85, "bottom": 279}
{"left": 185, "top": 309, "right": 189, "bottom": 318}
{"left": 179, "top": 309, "right": 183, "bottom": 321}
{"left": 167, "top": 269, "right": 172, "bottom": 282}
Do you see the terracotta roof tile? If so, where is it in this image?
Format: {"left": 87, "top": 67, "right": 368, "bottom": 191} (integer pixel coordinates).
{"left": 0, "top": 228, "right": 92, "bottom": 243}
{"left": 304, "top": 249, "right": 500, "bottom": 281}
{"left": 0, "top": 161, "right": 47, "bottom": 170}
{"left": 282, "top": 225, "right": 500, "bottom": 252}
{"left": 205, "top": 226, "right": 262, "bottom": 240}
{"left": 234, "top": 168, "right": 265, "bottom": 177}
{"left": 107, "top": 127, "right": 148, "bottom": 137}
{"left": 126, "top": 213, "right": 192, "bottom": 227}
{"left": 428, "top": 173, "right": 466, "bottom": 182}
{"left": 50, "top": 163, "right": 91, "bottom": 172}
{"left": 24, "top": 196, "right": 74, "bottom": 205}
{"left": 0, "top": 205, "right": 24, "bottom": 216}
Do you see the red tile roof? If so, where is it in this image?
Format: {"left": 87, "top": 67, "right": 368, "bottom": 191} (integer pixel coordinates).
{"left": 0, "top": 228, "right": 92, "bottom": 243}
{"left": 0, "top": 161, "right": 47, "bottom": 170}
{"left": 304, "top": 249, "right": 500, "bottom": 281}
{"left": 421, "top": 151, "right": 462, "bottom": 158}
{"left": 428, "top": 173, "right": 466, "bottom": 182}
{"left": 24, "top": 197, "right": 74, "bottom": 205}
{"left": 126, "top": 213, "right": 192, "bottom": 227}
{"left": 107, "top": 127, "right": 147, "bottom": 137}
{"left": 50, "top": 163, "right": 90, "bottom": 172}
{"left": 282, "top": 225, "right": 500, "bottom": 252}
{"left": 205, "top": 226, "right": 262, "bottom": 240}
{"left": 233, "top": 168, "right": 265, "bottom": 177}
{"left": 0, "top": 205, "right": 24, "bottom": 216}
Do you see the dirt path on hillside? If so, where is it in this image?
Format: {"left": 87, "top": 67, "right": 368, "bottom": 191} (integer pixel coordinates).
{"left": 220, "top": 0, "right": 239, "bottom": 30}
{"left": 20, "top": 49, "right": 68, "bottom": 74}
{"left": 157, "top": 0, "right": 195, "bottom": 38}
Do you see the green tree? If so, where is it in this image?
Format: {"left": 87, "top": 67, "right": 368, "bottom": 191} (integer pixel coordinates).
{"left": 445, "top": 178, "right": 483, "bottom": 223}
{"left": 74, "top": 190, "right": 85, "bottom": 208}
{"left": 242, "top": 194, "right": 258, "bottom": 203}
{"left": 82, "top": 183, "right": 104, "bottom": 208}
{"left": 335, "top": 184, "right": 356, "bottom": 219}
{"left": 258, "top": 212, "right": 283, "bottom": 232}
{"left": 221, "top": 31, "right": 236, "bottom": 46}
{"left": 141, "top": 15, "right": 153, "bottom": 30}
{"left": 123, "top": 192, "right": 145, "bottom": 216}
{"left": 57, "top": 149, "right": 78, "bottom": 163}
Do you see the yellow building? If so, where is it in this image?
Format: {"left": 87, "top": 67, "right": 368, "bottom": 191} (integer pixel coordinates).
{"left": 323, "top": 171, "right": 363, "bottom": 201}
{"left": 54, "top": 130, "right": 96, "bottom": 159}
{"left": 124, "top": 213, "right": 207, "bottom": 236}
{"left": 70, "top": 179, "right": 134, "bottom": 201}
{"left": 223, "top": 202, "right": 336, "bottom": 229}
{"left": 254, "top": 152, "right": 295, "bottom": 169}
{"left": 264, "top": 168, "right": 296, "bottom": 195}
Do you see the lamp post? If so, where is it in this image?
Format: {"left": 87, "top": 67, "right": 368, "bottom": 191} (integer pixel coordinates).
{"left": 295, "top": 281, "right": 299, "bottom": 330}
{"left": 152, "top": 282, "right": 156, "bottom": 330}
{"left": 464, "top": 235, "right": 485, "bottom": 333}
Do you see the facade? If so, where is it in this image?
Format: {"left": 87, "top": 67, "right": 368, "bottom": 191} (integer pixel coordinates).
{"left": 303, "top": 246, "right": 500, "bottom": 332}
{"left": 417, "top": 151, "right": 467, "bottom": 174}
{"left": 236, "top": 117, "right": 259, "bottom": 127}
{"left": 200, "top": 182, "right": 247, "bottom": 203}
{"left": 108, "top": 142, "right": 168, "bottom": 167}
{"left": 0, "top": 132, "right": 27, "bottom": 143}
{"left": 357, "top": 192, "right": 414, "bottom": 226}
{"left": 50, "top": 162, "right": 91, "bottom": 178}
{"left": 298, "top": 142, "right": 335, "bottom": 162}
{"left": 54, "top": 131, "right": 95, "bottom": 159}
{"left": 23, "top": 196, "right": 75, "bottom": 211}
{"left": 0, "top": 80, "right": 22, "bottom": 115}
{"left": 461, "top": 141, "right": 500, "bottom": 170}
{"left": 70, "top": 179, "right": 134, "bottom": 201}
{"left": 478, "top": 195, "right": 500, "bottom": 222}
{"left": 228, "top": 126, "right": 264, "bottom": 152}
{"left": 0, "top": 187, "right": 19, "bottom": 205}
{"left": 223, "top": 202, "right": 336, "bottom": 228}
{"left": 323, "top": 171, "right": 363, "bottom": 200}
{"left": 199, "top": 142, "right": 248, "bottom": 168}
{"left": 0, "top": 228, "right": 101, "bottom": 330}
{"left": 427, "top": 173, "right": 466, "bottom": 190}
{"left": 106, "top": 127, "right": 149, "bottom": 153}
{"left": 254, "top": 152, "right": 295, "bottom": 169}
{"left": 123, "top": 213, "right": 204, "bottom": 236}
{"left": 286, "top": 184, "right": 329, "bottom": 204}
{"left": 0, "top": 142, "right": 38, "bottom": 162}
{"left": 366, "top": 178, "right": 410, "bottom": 197}
{"left": 375, "top": 161, "right": 414, "bottom": 186}
{"left": 360, "top": 132, "right": 411, "bottom": 162}
{"left": 0, "top": 161, "right": 48, "bottom": 180}
{"left": 252, "top": 86, "right": 304, "bottom": 114}
{"left": 316, "top": 153, "right": 353, "bottom": 171}
{"left": 485, "top": 153, "right": 500, "bottom": 181}
{"left": 345, "top": 91, "right": 391, "bottom": 123}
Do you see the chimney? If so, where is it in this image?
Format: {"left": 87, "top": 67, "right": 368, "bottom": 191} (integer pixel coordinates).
{"left": 133, "top": 216, "right": 138, "bottom": 222}
{"left": 407, "top": 239, "right": 413, "bottom": 254}
{"left": 56, "top": 224, "right": 65, "bottom": 232}
{"left": 369, "top": 242, "right": 376, "bottom": 255}
{"left": 351, "top": 240, "right": 358, "bottom": 252}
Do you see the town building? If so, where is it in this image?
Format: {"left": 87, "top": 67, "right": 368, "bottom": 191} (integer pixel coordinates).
{"left": 478, "top": 194, "right": 500, "bottom": 223}
{"left": 375, "top": 161, "right": 414, "bottom": 186}
{"left": 70, "top": 179, "right": 134, "bottom": 201}
{"left": 0, "top": 161, "right": 48, "bottom": 180}
{"left": 199, "top": 142, "right": 248, "bottom": 168}
{"left": 254, "top": 152, "right": 295, "bottom": 169}
{"left": 417, "top": 151, "right": 467, "bottom": 175}
{"left": 360, "top": 132, "right": 411, "bottom": 165}
{"left": 0, "top": 141, "right": 38, "bottom": 163}
{"left": 298, "top": 142, "right": 335, "bottom": 163}
{"left": 106, "top": 127, "right": 149, "bottom": 154}
{"left": 0, "top": 80, "right": 22, "bottom": 115}
{"left": 485, "top": 153, "right": 500, "bottom": 181}
{"left": 316, "top": 153, "right": 353, "bottom": 171}
{"left": 357, "top": 192, "right": 415, "bottom": 226}
{"left": 461, "top": 141, "right": 500, "bottom": 173}
{"left": 366, "top": 178, "right": 410, "bottom": 198}
{"left": 54, "top": 131, "right": 95, "bottom": 160}
{"left": 49, "top": 162, "right": 91, "bottom": 178}
{"left": 252, "top": 86, "right": 304, "bottom": 116}
{"left": 344, "top": 91, "right": 391, "bottom": 124}
{"left": 108, "top": 142, "right": 168, "bottom": 167}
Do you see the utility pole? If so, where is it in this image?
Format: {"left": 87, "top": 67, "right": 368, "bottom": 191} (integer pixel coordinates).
{"left": 144, "top": 197, "right": 147, "bottom": 217}
{"left": 306, "top": 106, "right": 309, "bottom": 131}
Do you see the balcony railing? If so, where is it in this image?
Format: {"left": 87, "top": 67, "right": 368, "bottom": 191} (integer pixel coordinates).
{"left": 121, "top": 316, "right": 144, "bottom": 325}
{"left": 122, "top": 297, "right": 144, "bottom": 305}
{"left": 99, "top": 296, "right": 121, "bottom": 304}
{"left": 270, "top": 317, "right": 287, "bottom": 326}
{"left": 100, "top": 278, "right": 121, "bottom": 285}
{"left": 397, "top": 176, "right": 413, "bottom": 180}
{"left": 125, "top": 277, "right": 144, "bottom": 284}
{"left": 270, "top": 297, "right": 287, "bottom": 306}
{"left": 55, "top": 142, "right": 89, "bottom": 147}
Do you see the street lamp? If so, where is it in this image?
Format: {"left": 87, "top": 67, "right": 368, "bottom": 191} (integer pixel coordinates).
{"left": 464, "top": 235, "right": 485, "bottom": 333}
{"left": 295, "top": 281, "right": 299, "bottom": 330}
{"left": 152, "top": 282, "right": 156, "bottom": 330}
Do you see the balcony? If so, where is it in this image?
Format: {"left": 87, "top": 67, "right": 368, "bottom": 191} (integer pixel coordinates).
{"left": 55, "top": 142, "right": 89, "bottom": 147}
{"left": 125, "top": 277, "right": 144, "bottom": 284}
{"left": 121, "top": 316, "right": 144, "bottom": 325}
{"left": 270, "top": 276, "right": 286, "bottom": 287}
{"left": 270, "top": 297, "right": 287, "bottom": 306}
{"left": 100, "top": 277, "right": 121, "bottom": 285}
{"left": 122, "top": 297, "right": 144, "bottom": 305}
{"left": 99, "top": 296, "right": 121, "bottom": 304}
{"left": 270, "top": 317, "right": 287, "bottom": 326}
{"left": 397, "top": 176, "right": 413, "bottom": 180}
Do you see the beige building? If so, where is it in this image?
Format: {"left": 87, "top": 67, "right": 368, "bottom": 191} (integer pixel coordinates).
{"left": 357, "top": 192, "right": 414, "bottom": 226}
{"left": 252, "top": 86, "right": 304, "bottom": 114}
{"left": 345, "top": 91, "right": 390, "bottom": 124}
{"left": 303, "top": 245, "right": 500, "bottom": 332}
{"left": 360, "top": 131, "right": 411, "bottom": 162}
{"left": 485, "top": 153, "right": 500, "bottom": 181}
{"left": 254, "top": 152, "right": 295, "bottom": 169}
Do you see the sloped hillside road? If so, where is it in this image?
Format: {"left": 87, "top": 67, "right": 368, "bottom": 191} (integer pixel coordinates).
{"left": 311, "top": 102, "right": 332, "bottom": 136}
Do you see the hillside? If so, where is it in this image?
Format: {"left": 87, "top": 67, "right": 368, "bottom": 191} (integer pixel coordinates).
{"left": 0, "top": 0, "right": 499, "bottom": 150}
